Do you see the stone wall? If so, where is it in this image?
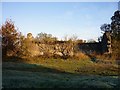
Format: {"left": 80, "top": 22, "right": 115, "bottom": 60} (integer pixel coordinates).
{"left": 25, "top": 39, "right": 109, "bottom": 57}
{"left": 21, "top": 33, "right": 75, "bottom": 57}
{"left": 22, "top": 32, "right": 111, "bottom": 57}
{"left": 78, "top": 32, "right": 111, "bottom": 55}
{"left": 78, "top": 42, "right": 102, "bottom": 54}
{"left": 101, "top": 31, "right": 112, "bottom": 54}
{"left": 34, "top": 41, "right": 74, "bottom": 57}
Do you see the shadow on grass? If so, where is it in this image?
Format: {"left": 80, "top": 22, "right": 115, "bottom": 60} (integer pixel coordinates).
{"left": 2, "top": 56, "right": 119, "bottom": 75}
{"left": 3, "top": 56, "right": 67, "bottom": 74}
{"left": 2, "top": 56, "right": 120, "bottom": 88}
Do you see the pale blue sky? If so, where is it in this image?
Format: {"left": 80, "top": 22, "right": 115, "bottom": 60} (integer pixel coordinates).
{"left": 2, "top": 2, "right": 118, "bottom": 40}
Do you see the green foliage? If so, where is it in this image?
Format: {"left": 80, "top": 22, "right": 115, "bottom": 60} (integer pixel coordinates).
{"left": 100, "top": 24, "right": 111, "bottom": 32}
{"left": 111, "top": 10, "right": 120, "bottom": 37}
{"left": 0, "top": 19, "right": 20, "bottom": 57}
{"left": 18, "top": 34, "right": 39, "bottom": 57}
{"left": 111, "top": 10, "right": 120, "bottom": 59}
{"left": 100, "top": 10, "right": 120, "bottom": 59}
{"left": 18, "top": 35, "right": 31, "bottom": 57}
{"left": 36, "top": 32, "right": 57, "bottom": 44}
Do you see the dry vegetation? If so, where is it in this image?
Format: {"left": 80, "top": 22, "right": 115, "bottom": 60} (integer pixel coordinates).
{"left": 3, "top": 55, "right": 119, "bottom": 76}
{"left": 1, "top": 10, "right": 120, "bottom": 88}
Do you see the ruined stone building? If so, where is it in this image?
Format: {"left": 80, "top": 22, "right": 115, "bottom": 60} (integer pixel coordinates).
{"left": 25, "top": 32, "right": 112, "bottom": 57}
{"left": 78, "top": 31, "right": 112, "bottom": 55}
{"left": 101, "top": 31, "right": 112, "bottom": 54}
{"left": 24, "top": 33, "right": 74, "bottom": 57}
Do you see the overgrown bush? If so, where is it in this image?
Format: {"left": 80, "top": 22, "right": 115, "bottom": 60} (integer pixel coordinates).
{"left": 18, "top": 33, "right": 40, "bottom": 57}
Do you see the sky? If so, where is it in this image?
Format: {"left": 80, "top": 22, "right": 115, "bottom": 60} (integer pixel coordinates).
{"left": 1, "top": 2, "right": 118, "bottom": 41}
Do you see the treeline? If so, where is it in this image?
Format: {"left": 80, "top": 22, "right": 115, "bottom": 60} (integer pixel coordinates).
{"left": 99, "top": 10, "right": 120, "bottom": 60}
{"left": 0, "top": 20, "right": 86, "bottom": 59}
{"left": 0, "top": 10, "right": 120, "bottom": 60}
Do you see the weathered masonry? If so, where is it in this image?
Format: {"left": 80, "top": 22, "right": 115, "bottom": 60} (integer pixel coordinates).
{"left": 25, "top": 32, "right": 112, "bottom": 57}
{"left": 78, "top": 31, "right": 112, "bottom": 54}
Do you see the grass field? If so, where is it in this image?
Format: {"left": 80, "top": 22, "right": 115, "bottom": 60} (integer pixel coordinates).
{"left": 2, "top": 57, "right": 120, "bottom": 88}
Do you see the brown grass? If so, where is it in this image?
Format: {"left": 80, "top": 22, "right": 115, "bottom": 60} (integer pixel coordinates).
{"left": 74, "top": 52, "right": 90, "bottom": 60}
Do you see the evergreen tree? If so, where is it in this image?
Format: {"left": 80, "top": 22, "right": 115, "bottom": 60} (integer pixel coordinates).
{"left": 0, "top": 19, "right": 20, "bottom": 57}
